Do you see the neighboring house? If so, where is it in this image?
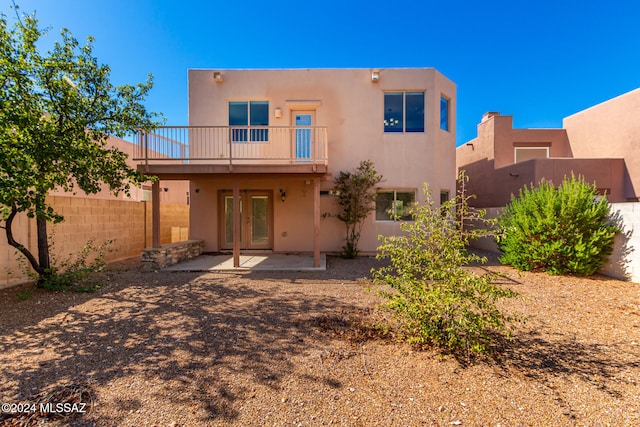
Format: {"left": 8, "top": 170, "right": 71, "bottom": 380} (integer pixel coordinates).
{"left": 456, "top": 88, "right": 640, "bottom": 207}
{"left": 135, "top": 68, "right": 457, "bottom": 265}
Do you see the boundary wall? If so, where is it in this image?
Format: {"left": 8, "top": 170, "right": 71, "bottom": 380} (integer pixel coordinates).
{"left": 471, "top": 203, "right": 640, "bottom": 283}
{"left": 1, "top": 196, "right": 189, "bottom": 288}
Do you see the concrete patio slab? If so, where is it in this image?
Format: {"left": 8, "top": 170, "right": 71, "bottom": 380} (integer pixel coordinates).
{"left": 163, "top": 253, "right": 327, "bottom": 271}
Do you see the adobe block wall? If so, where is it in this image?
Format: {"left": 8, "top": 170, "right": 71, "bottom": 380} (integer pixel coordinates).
{"left": 47, "top": 195, "right": 148, "bottom": 263}
{"left": 160, "top": 203, "right": 190, "bottom": 244}
{"left": 1, "top": 197, "right": 190, "bottom": 288}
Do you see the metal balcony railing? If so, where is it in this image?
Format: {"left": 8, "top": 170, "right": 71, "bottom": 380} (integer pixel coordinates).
{"left": 133, "top": 126, "right": 328, "bottom": 167}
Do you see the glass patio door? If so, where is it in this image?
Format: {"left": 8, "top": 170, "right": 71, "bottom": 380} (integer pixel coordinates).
{"left": 222, "top": 191, "right": 272, "bottom": 250}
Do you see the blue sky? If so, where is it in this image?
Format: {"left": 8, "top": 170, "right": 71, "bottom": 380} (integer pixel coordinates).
{"left": 3, "top": 0, "right": 640, "bottom": 146}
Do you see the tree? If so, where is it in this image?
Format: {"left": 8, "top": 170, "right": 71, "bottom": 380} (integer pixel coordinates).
{"left": 0, "top": 10, "right": 162, "bottom": 284}
{"left": 497, "top": 174, "right": 620, "bottom": 276}
{"left": 373, "top": 173, "right": 522, "bottom": 354}
{"left": 331, "top": 160, "right": 383, "bottom": 258}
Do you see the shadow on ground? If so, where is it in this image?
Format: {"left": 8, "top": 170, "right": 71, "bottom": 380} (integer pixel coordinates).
{"left": 0, "top": 257, "right": 384, "bottom": 425}
{"left": 1, "top": 254, "right": 638, "bottom": 425}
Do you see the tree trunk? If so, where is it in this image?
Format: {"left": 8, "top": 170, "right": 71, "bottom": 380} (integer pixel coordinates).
{"left": 3, "top": 208, "right": 44, "bottom": 276}
{"left": 36, "top": 216, "right": 51, "bottom": 277}
{"left": 33, "top": 192, "right": 52, "bottom": 286}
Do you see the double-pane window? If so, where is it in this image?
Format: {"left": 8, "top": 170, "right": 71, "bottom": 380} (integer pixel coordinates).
{"left": 375, "top": 190, "right": 416, "bottom": 221}
{"left": 384, "top": 92, "right": 424, "bottom": 133}
{"left": 229, "top": 101, "right": 269, "bottom": 142}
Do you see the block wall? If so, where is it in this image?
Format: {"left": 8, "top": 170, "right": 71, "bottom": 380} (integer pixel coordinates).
{"left": 469, "top": 204, "right": 640, "bottom": 283}
{"left": 1, "top": 197, "right": 189, "bottom": 288}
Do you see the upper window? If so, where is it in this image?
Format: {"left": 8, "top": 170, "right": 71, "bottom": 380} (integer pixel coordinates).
{"left": 376, "top": 190, "right": 416, "bottom": 221}
{"left": 514, "top": 146, "right": 549, "bottom": 164}
{"left": 229, "top": 101, "right": 269, "bottom": 142}
{"left": 384, "top": 92, "right": 424, "bottom": 133}
{"left": 440, "top": 96, "right": 449, "bottom": 131}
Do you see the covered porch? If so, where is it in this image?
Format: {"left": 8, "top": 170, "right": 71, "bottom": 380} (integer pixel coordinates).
{"left": 135, "top": 125, "right": 330, "bottom": 268}
{"left": 145, "top": 173, "right": 326, "bottom": 269}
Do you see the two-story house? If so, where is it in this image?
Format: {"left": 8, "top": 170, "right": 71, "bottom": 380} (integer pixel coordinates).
{"left": 135, "top": 68, "right": 456, "bottom": 266}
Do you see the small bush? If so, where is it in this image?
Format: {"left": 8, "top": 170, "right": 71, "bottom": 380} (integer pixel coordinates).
{"left": 330, "top": 160, "right": 383, "bottom": 258}
{"left": 497, "top": 174, "right": 620, "bottom": 276}
{"left": 26, "top": 238, "right": 114, "bottom": 292}
{"left": 372, "top": 173, "right": 522, "bottom": 354}
{"left": 16, "top": 290, "right": 32, "bottom": 301}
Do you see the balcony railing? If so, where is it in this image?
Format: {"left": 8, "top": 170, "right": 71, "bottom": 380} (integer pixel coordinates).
{"left": 133, "top": 126, "right": 328, "bottom": 168}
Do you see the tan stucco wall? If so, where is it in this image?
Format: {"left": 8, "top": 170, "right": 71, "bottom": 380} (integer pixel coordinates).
{"left": 188, "top": 176, "right": 412, "bottom": 254}
{"left": 1, "top": 197, "right": 189, "bottom": 288}
{"left": 563, "top": 88, "right": 640, "bottom": 200}
{"left": 189, "top": 177, "right": 343, "bottom": 253}
{"left": 187, "top": 68, "right": 457, "bottom": 253}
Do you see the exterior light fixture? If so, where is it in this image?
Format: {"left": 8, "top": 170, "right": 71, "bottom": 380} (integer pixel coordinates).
{"left": 213, "top": 71, "right": 223, "bottom": 83}
{"left": 371, "top": 71, "right": 380, "bottom": 82}
{"left": 279, "top": 188, "right": 286, "bottom": 202}
{"left": 274, "top": 108, "right": 282, "bottom": 119}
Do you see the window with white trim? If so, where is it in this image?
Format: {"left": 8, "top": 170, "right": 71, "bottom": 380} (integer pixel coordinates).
{"left": 376, "top": 190, "right": 416, "bottom": 221}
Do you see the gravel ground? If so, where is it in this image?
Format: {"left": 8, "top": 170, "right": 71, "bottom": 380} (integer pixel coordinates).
{"left": 0, "top": 253, "right": 639, "bottom": 426}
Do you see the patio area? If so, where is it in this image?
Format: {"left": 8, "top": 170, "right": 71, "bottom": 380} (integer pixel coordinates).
{"left": 163, "top": 253, "right": 327, "bottom": 271}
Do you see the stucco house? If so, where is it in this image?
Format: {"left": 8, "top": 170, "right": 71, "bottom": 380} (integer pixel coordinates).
{"left": 457, "top": 88, "right": 640, "bottom": 207}
{"left": 135, "top": 68, "right": 457, "bottom": 266}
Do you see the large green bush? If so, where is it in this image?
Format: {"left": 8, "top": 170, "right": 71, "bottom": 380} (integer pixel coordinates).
{"left": 372, "top": 173, "right": 522, "bottom": 354}
{"left": 498, "top": 174, "right": 620, "bottom": 276}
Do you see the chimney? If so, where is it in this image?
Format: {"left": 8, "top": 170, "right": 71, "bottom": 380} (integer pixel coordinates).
{"left": 481, "top": 112, "right": 500, "bottom": 123}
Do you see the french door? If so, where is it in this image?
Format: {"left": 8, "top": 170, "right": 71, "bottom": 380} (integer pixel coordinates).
{"left": 221, "top": 191, "right": 272, "bottom": 250}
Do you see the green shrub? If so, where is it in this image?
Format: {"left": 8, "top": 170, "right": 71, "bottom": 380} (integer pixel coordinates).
{"left": 372, "top": 173, "right": 522, "bottom": 354}
{"left": 19, "top": 237, "right": 114, "bottom": 292}
{"left": 330, "top": 160, "right": 383, "bottom": 258}
{"left": 497, "top": 174, "right": 620, "bottom": 276}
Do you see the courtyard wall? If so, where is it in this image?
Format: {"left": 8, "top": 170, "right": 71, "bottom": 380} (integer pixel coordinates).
{"left": 1, "top": 196, "right": 189, "bottom": 288}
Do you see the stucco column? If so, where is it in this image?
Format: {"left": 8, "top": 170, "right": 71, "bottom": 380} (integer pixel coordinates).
{"left": 313, "top": 178, "right": 320, "bottom": 267}
{"left": 152, "top": 180, "right": 161, "bottom": 248}
{"left": 233, "top": 180, "right": 240, "bottom": 267}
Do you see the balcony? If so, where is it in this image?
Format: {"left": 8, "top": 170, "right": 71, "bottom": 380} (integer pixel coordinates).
{"left": 134, "top": 126, "right": 328, "bottom": 176}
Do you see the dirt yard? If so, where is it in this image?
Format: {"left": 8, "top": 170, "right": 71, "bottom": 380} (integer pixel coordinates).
{"left": 0, "top": 253, "right": 638, "bottom": 426}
